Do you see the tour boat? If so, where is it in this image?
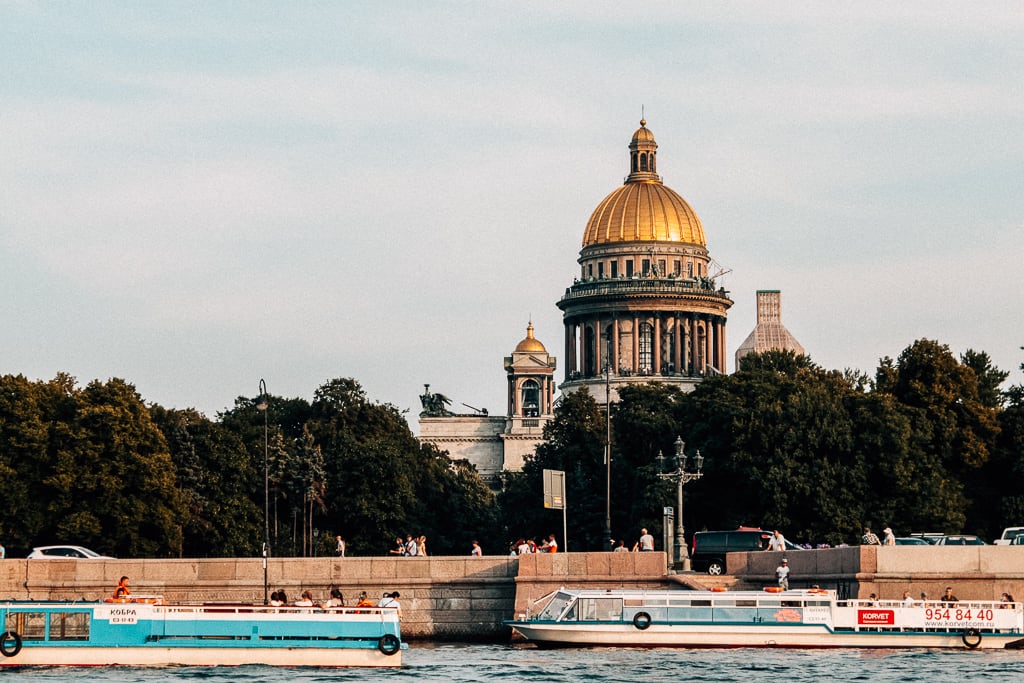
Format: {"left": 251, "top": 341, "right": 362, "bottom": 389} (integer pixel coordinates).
{"left": 506, "top": 588, "right": 1024, "bottom": 650}
{"left": 0, "top": 595, "right": 404, "bottom": 667}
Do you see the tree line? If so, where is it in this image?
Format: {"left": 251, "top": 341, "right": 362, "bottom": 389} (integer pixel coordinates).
{"left": 0, "top": 338, "right": 1021, "bottom": 558}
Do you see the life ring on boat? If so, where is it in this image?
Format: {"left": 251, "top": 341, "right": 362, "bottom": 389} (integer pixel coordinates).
{"left": 378, "top": 633, "right": 401, "bottom": 656}
{"left": 808, "top": 589, "right": 828, "bottom": 594}
{"left": 962, "top": 628, "right": 982, "bottom": 649}
{"left": 632, "top": 612, "right": 652, "bottom": 630}
{"left": 764, "top": 586, "right": 784, "bottom": 593}
{"left": 0, "top": 631, "right": 22, "bottom": 658}
{"left": 711, "top": 587, "right": 727, "bottom": 592}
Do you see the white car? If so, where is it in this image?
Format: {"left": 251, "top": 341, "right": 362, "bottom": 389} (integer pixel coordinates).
{"left": 27, "top": 545, "right": 113, "bottom": 559}
{"left": 994, "top": 527, "right": 1024, "bottom": 546}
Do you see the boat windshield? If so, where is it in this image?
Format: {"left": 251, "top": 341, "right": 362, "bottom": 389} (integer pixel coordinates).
{"left": 536, "top": 592, "right": 575, "bottom": 621}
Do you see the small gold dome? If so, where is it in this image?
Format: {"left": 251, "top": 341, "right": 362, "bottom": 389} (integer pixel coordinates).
{"left": 582, "top": 121, "right": 706, "bottom": 247}
{"left": 631, "top": 119, "right": 655, "bottom": 143}
{"left": 514, "top": 321, "right": 547, "bottom": 353}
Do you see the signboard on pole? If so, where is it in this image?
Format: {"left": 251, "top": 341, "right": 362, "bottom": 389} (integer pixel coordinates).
{"left": 543, "top": 469, "right": 565, "bottom": 510}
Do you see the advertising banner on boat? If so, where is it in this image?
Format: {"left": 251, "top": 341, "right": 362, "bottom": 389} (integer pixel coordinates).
{"left": 857, "top": 610, "right": 894, "bottom": 626}
{"left": 923, "top": 606, "right": 997, "bottom": 630}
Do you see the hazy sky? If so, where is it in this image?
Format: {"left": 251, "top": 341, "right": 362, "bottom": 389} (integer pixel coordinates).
{"left": 3, "top": 3, "right": 1022, "bottom": 428}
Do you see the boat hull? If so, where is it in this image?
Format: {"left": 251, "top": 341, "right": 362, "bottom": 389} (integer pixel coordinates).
{"left": 0, "top": 645, "right": 401, "bottom": 667}
{"left": 509, "top": 622, "right": 1022, "bottom": 650}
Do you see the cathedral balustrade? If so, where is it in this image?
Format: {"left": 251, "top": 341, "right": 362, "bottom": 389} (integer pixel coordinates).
{"left": 561, "top": 277, "right": 730, "bottom": 302}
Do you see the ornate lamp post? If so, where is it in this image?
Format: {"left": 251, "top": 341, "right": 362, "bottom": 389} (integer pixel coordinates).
{"left": 603, "top": 364, "right": 612, "bottom": 551}
{"left": 256, "top": 379, "right": 270, "bottom": 605}
{"left": 656, "top": 436, "right": 704, "bottom": 570}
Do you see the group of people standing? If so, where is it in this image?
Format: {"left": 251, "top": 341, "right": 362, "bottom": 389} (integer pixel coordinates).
{"left": 389, "top": 534, "right": 427, "bottom": 556}
{"left": 511, "top": 535, "right": 559, "bottom": 554}
{"left": 861, "top": 526, "right": 896, "bottom": 546}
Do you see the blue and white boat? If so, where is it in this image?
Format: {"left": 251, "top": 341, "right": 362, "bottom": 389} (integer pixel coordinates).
{"left": 0, "top": 595, "right": 404, "bottom": 667}
{"left": 507, "top": 588, "right": 1024, "bottom": 650}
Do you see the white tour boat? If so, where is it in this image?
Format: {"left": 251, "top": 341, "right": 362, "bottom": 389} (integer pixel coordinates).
{"left": 506, "top": 588, "right": 1024, "bottom": 650}
{"left": 1, "top": 595, "right": 404, "bottom": 667}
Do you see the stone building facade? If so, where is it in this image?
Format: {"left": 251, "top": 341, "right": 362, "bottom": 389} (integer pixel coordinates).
{"left": 418, "top": 322, "right": 556, "bottom": 484}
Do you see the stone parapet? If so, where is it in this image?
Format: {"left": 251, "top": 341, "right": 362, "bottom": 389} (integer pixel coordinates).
{"left": 729, "top": 546, "right": 1024, "bottom": 601}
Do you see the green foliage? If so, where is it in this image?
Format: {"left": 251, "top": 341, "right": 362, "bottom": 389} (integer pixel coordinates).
{"left": 1, "top": 339, "right": 1015, "bottom": 558}
{"left": 0, "top": 375, "right": 185, "bottom": 558}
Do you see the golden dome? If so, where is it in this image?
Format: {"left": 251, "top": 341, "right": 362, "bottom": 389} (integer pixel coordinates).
{"left": 631, "top": 118, "right": 655, "bottom": 143}
{"left": 582, "top": 121, "right": 706, "bottom": 247}
{"left": 514, "top": 321, "right": 547, "bottom": 353}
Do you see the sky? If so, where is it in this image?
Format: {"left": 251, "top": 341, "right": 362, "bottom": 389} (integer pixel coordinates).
{"left": 2, "top": 2, "right": 1022, "bottom": 430}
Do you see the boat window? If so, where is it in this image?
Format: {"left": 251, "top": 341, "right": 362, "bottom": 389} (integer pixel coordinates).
{"left": 714, "top": 600, "right": 737, "bottom": 607}
{"left": 578, "top": 598, "right": 623, "bottom": 622}
{"left": 537, "top": 592, "right": 575, "bottom": 621}
{"left": 736, "top": 600, "right": 758, "bottom": 607}
{"left": 668, "top": 600, "right": 690, "bottom": 607}
{"left": 5, "top": 612, "right": 46, "bottom": 641}
{"left": 691, "top": 600, "right": 712, "bottom": 607}
{"left": 50, "top": 612, "right": 90, "bottom": 641}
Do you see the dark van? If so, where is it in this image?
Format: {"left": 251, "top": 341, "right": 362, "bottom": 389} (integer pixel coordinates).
{"left": 691, "top": 529, "right": 799, "bottom": 575}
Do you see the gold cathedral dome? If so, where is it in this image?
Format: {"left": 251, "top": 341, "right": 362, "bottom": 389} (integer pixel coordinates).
{"left": 582, "top": 120, "right": 706, "bottom": 248}
{"left": 514, "top": 321, "right": 547, "bottom": 353}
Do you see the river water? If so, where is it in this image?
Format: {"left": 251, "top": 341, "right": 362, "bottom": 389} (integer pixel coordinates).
{"left": 4, "top": 643, "right": 1023, "bottom": 682}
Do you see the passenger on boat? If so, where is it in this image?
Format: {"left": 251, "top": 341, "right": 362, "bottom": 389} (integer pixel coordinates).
{"left": 294, "top": 590, "right": 315, "bottom": 607}
{"left": 902, "top": 591, "right": 915, "bottom": 606}
{"left": 270, "top": 590, "right": 286, "bottom": 607}
{"left": 324, "top": 586, "right": 344, "bottom": 607}
{"left": 867, "top": 593, "right": 879, "bottom": 606}
{"left": 355, "top": 591, "right": 376, "bottom": 608}
{"left": 1000, "top": 593, "right": 1015, "bottom": 608}
{"left": 379, "top": 591, "right": 402, "bottom": 618}
{"left": 114, "top": 576, "right": 131, "bottom": 599}
{"left": 941, "top": 587, "right": 959, "bottom": 606}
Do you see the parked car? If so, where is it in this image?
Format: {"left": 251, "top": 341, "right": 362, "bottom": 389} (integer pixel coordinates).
{"left": 993, "top": 526, "right": 1024, "bottom": 546}
{"left": 27, "top": 545, "right": 113, "bottom": 559}
{"left": 691, "top": 529, "right": 801, "bottom": 575}
{"left": 894, "top": 537, "right": 931, "bottom": 546}
{"left": 933, "top": 535, "right": 986, "bottom": 546}
{"left": 908, "top": 533, "right": 944, "bottom": 545}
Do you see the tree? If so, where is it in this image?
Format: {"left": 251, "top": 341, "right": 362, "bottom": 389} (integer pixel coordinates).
{"left": 499, "top": 388, "right": 608, "bottom": 550}
{"left": 150, "top": 406, "right": 261, "bottom": 557}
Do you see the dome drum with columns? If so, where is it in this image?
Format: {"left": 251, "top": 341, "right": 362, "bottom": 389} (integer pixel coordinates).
{"left": 558, "top": 120, "right": 732, "bottom": 402}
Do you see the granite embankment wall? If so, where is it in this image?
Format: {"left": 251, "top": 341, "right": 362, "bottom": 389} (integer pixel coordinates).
{"left": 3, "top": 547, "right": 1023, "bottom": 640}
{"left": 730, "top": 545, "right": 1024, "bottom": 600}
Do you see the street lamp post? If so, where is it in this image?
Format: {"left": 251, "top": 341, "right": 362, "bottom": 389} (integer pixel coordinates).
{"left": 656, "top": 436, "right": 705, "bottom": 571}
{"left": 603, "top": 364, "right": 612, "bottom": 551}
{"left": 256, "top": 379, "right": 270, "bottom": 605}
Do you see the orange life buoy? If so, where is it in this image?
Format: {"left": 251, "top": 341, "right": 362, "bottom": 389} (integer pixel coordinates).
{"left": 764, "top": 586, "right": 784, "bottom": 593}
